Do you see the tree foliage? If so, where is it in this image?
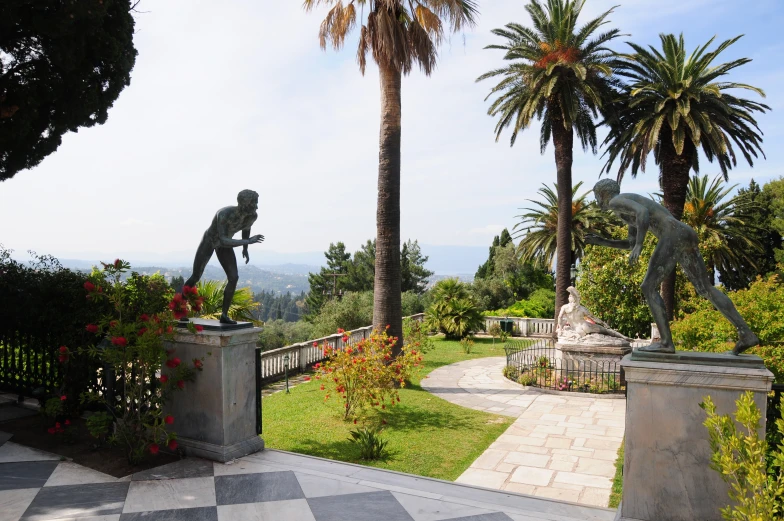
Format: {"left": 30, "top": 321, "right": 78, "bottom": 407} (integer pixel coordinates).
{"left": 0, "top": 0, "right": 138, "bottom": 180}
{"left": 701, "top": 392, "right": 784, "bottom": 521}
{"left": 195, "top": 280, "right": 260, "bottom": 324}
{"left": 476, "top": 229, "right": 512, "bottom": 279}
{"left": 515, "top": 182, "right": 617, "bottom": 269}
{"left": 425, "top": 279, "right": 484, "bottom": 339}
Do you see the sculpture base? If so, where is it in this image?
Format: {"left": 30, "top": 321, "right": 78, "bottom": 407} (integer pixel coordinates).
{"left": 556, "top": 341, "right": 631, "bottom": 366}
{"left": 177, "top": 317, "right": 254, "bottom": 331}
{"left": 165, "top": 325, "right": 264, "bottom": 463}
{"left": 629, "top": 349, "right": 766, "bottom": 368}
{"left": 618, "top": 353, "right": 773, "bottom": 521}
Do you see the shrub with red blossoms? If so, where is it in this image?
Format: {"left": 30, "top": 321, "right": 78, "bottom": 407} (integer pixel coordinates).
{"left": 314, "top": 329, "right": 421, "bottom": 420}
{"left": 79, "top": 259, "right": 202, "bottom": 464}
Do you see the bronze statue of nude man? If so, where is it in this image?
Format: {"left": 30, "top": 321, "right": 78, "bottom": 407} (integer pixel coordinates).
{"left": 184, "top": 189, "right": 264, "bottom": 324}
{"left": 586, "top": 179, "right": 758, "bottom": 355}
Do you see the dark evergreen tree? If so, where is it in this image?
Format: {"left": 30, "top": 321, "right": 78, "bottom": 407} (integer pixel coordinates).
{"left": 401, "top": 240, "right": 433, "bottom": 293}
{"left": 305, "top": 242, "right": 351, "bottom": 318}
{"left": 1, "top": 0, "right": 138, "bottom": 180}
{"left": 346, "top": 240, "right": 376, "bottom": 292}
{"left": 475, "top": 229, "right": 512, "bottom": 279}
{"left": 719, "top": 179, "right": 783, "bottom": 290}
{"left": 170, "top": 275, "right": 185, "bottom": 293}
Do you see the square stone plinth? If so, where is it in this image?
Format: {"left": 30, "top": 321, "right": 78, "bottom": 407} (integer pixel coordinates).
{"left": 618, "top": 353, "right": 773, "bottom": 521}
{"left": 164, "top": 326, "right": 264, "bottom": 462}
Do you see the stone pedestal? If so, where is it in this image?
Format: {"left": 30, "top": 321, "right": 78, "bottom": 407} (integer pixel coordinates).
{"left": 617, "top": 353, "right": 773, "bottom": 521}
{"left": 164, "top": 325, "right": 264, "bottom": 462}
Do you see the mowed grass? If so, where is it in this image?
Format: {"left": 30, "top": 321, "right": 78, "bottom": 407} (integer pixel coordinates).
{"left": 261, "top": 336, "right": 516, "bottom": 480}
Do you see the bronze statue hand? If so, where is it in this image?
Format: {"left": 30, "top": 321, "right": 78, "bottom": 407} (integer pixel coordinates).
{"left": 243, "top": 248, "right": 250, "bottom": 264}
{"left": 249, "top": 234, "right": 264, "bottom": 244}
{"left": 629, "top": 244, "right": 642, "bottom": 265}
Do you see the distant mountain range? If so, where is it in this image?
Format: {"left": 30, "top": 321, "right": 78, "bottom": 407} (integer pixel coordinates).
{"left": 33, "top": 244, "right": 487, "bottom": 294}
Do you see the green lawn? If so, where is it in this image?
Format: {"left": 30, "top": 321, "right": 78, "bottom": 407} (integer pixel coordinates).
{"left": 260, "top": 337, "right": 515, "bottom": 480}
{"left": 609, "top": 441, "right": 624, "bottom": 508}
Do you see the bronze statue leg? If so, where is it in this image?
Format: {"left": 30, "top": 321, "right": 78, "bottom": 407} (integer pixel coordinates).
{"left": 678, "top": 243, "right": 759, "bottom": 354}
{"left": 639, "top": 240, "right": 678, "bottom": 353}
{"left": 215, "top": 247, "right": 239, "bottom": 324}
{"left": 184, "top": 238, "right": 214, "bottom": 289}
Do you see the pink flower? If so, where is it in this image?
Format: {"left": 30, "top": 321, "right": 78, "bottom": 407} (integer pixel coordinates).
{"left": 149, "top": 444, "right": 159, "bottom": 455}
{"left": 47, "top": 427, "right": 56, "bottom": 434}
{"left": 164, "top": 415, "right": 174, "bottom": 425}
{"left": 60, "top": 395, "right": 66, "bottom": 401}
{"left": 160, "top": 375, "right": 169, "bottom": 384}
{"left": 86, "top": 324, "right": 99, "bottom": 334}
{"left": 166, "top": 358, "right": 181, "bottom": 369}
{"left": 111, "top": 337, "right": 127, "bottom": 347}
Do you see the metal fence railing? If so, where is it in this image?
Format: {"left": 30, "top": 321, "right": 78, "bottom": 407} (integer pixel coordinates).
{"left": 504, "top": 339, "right": 625, "bottom": 395}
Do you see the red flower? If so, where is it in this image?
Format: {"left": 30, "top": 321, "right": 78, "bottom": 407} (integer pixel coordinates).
{"left": 48, "top": 427, "right": 56, "bottom": 434}
{"left": 139, "top": 314, "right": 150, "bottom": 322}
{"left": 167, "top": 326, "right": 174, "bottom": 334}
{"left": 86, "top": 324, "right": 99, "bottom": 334}
{"left": 303, "top": 376, "right": 311, "bottom": 381}
{"left": 139, "top": 327, "right": 148, "bottom": 335}
{"left": 160, "top": 375, "right": 169, "bottom": 384}
{"left": 149, "top": 444, "right": 159, "bottom": 455}
{"left": 164, "top": 415, "right": 174, "bottom": 425}
{"left": 55, "top": 422, "right": 61, "bottom": 429}
{"left": 353, "top": 419, "right": 357, "bottom": 424}
{"left": 386, "top": 324, "right": 390, "bottom": 329}
{"left": 65, "top": 419, "right": 71, "bottom": 426}
{"left": 177, "top": 380, "right": 185, "bottom": 389}
{"left": 194, "top": 325, "right": 204, "bottom": 332}
{"left": 337, "top": 328, "right": 344, "bottom": 333}
{"left": 114, "top": 258, "right": 122, "bottom": 268}
{"left": 382, "top": 419, "right": 387, "bottom": 424}
{"left": 58, "top": 354, "right": 68, "bottom": 363}
{"left": 166, "top": 358, "right": 181, "bottom": 368}
{"left": 168, "top": 439, "right": 178, "bottom": 450}
{"left": 83, "top": 281, "right": 95, "bottom": 292}
{"left": 314, "top": 363, "right": 320, "bottom": 369}
{"left": 183, "top": 285, "right": 199, "bottom": 296}
{"left": 320, "top": 385, "right": 325, "bottom": 390}
{"left": 111, "top": 337, "right": 127, "bottom": 347}
{"left": 193, "top": 359, "right": 203, "bottom": 369}
{"left": 342, "top": 335, "right": 349, "bottom": 343}
{"left": 60, "top": 395, "right": 66, "bottom": 401}
{"left": 109, "top": 320, "right": 118, "bottom": 328}
{"left": 313, "top": 342, "right": 318, "bottom": 347}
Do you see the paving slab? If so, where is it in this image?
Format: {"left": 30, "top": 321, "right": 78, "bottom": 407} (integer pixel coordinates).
{"left": 423, "top": 357, "right": 625, "bottom": 509}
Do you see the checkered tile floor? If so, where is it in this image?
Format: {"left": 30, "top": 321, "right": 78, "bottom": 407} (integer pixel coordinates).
{"left": 0, "top": 433, "right": 615, "bottom": 521}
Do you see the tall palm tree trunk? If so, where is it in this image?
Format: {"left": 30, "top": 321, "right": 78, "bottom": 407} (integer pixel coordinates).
{"left": 374, "top": 62, "right": 404, "bottom": 357}
{"left": 659, "top": 135, "right": 693, "bottom": 320}
{"left": 552, "top": 114, "right": 574, "bottom": 323}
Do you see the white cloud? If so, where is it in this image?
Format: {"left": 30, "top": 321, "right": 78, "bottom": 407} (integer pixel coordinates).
{"left": 0, "top": 0, "right": 782, "bottom": 259}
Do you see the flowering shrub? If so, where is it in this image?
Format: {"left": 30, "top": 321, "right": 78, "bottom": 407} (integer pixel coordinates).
{"left": 314, "top": 329, "right": 422, "bottom": 420}
{"left": 76, "top": 259, "right": 205, "bottom": 464}
{"left": 402, "top": 317, "right": 435, "bottom": 354}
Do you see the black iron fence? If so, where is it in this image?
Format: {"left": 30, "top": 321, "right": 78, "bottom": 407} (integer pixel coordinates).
{"left": 504, "top": 339, "right": 625, "bottom": 395}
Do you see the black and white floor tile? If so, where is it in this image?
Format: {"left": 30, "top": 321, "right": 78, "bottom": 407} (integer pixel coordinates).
{"left": 0, "top": 431, "right": 613, "bottom": 521}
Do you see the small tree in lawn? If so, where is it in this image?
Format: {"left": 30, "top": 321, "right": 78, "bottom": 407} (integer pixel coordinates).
{"left": 314, "top": 328, "right": 422, "bottom": 421}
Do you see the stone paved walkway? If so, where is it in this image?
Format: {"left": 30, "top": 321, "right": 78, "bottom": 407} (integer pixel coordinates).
{"left": 421, "top": 357, "right": 625, "bottom": 508}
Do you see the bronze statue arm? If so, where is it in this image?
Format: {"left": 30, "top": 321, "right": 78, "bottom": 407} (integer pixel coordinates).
{"left": 216, "top": 214, "right": 263, "bottom": 248}
{"left": 609, "top": 198, "right": 649, "bottom": 265}
{"left": 584, "top": 234, "right": 633, "bottom": 250}
{"left": 242, "top": 229, "right": 250, "bottom": 264}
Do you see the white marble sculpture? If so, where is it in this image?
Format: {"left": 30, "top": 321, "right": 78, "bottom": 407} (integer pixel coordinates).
{"left": 556, "top": 286, "right": 630, "bottom": 347}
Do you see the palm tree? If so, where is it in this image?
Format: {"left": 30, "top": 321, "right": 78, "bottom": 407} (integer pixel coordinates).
{"left": 680, "top": 174, "right": 762, "bottom": 285}
{"left": 602, "top": 33, "right": 769, "bottom": 317}
{"left": 196, "top": 280, "right": 260, "bottom": 324}
{"left": 478, "top": 0, "right": 620, "bottom": 318}
{"left": 304, "top": 0, "right": 478, "bottom": 357}
{"left": 514, "top": 182, "right": 616, "bottom": 270}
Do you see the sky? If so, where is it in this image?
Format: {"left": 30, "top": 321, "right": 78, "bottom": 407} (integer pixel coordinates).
{"left": 1, "top": 0, "right": 783, "bottom": 268}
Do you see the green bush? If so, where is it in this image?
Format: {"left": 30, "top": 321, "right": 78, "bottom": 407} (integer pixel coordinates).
{"left": 502, "top": 365, "right": 519, "bottom": 380}
{"left": 485, "top": 288, "right": 556, "bottom": 318}
{"left": 310, "top": 291, "right": 374, "bottom": 338}
{"left": 401, "top": 291, "right": 428, "bottom": 316}
{"left": 672, "top": 271, "right": 784, "bottom": 380}
{"left": 519, "top": 374, "right": 537, "bottom": 386}
{"left": 460, "top": 337, "right": 475, "bottom": 354}
{"left": 348, "top": 425, "right": 388, "bottom": 460}
{"left": 258, "top": 320, "right": 315, "bottom": 351}
{"left": 425, "top": 279, "right": 484, "bottom": 340}
{"left": 403, "top": 317, "right": 435, "bottom": 354}
{"left": 702, "top": 391, "right": 784, "bottom": 520}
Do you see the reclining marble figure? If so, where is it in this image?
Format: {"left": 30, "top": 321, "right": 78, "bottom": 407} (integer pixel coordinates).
{"left": 556, "top": 286, "right": 630, "bottom": 344}
{"left": 586, "top": 179, "right": 758, "bottom": 354}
